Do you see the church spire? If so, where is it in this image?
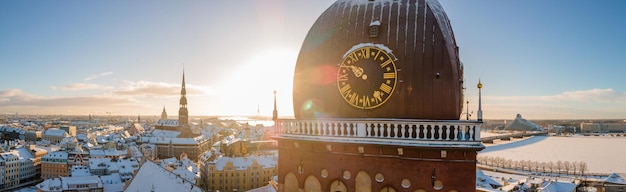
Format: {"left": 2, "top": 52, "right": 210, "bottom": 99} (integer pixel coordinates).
{"left": 272, "top": 90, "right": 278, "bottom": 121}
{"left": 179, "top": 67, "right": 189, "bottom": 126}
{"left": 161, "top": 106, "right": 168, "bottom": 120}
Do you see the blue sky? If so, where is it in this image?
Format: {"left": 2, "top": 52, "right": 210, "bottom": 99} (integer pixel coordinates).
{"left": 0, "top": 0, "right": 625, "bottom": 120}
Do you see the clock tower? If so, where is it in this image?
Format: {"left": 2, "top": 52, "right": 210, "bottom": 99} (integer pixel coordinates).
{"left": 277, "top": 0, "right": 484, "bottom": 191}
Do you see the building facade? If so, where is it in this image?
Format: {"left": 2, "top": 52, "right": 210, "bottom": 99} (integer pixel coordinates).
{"left": 40, "top": 151, "right": 69, "bottom": 179}
{"left": 139, "top": 136, "right": 211, "bottom": 161}
{"left": 1, "top": 152, "right": 19, "bottom": 188}
{"left": 42, "top": 128, "right": 68, "bottom": 144}
{"left": 0, "top": 156, "right": 5, "bottom": 189}
{"left": 59, "top": 126, "right": 77, "bottom": 137}
{"left": 581, "top": 122, "right": 626, "bottom": 133}
{"left": 201, "top": 152, "right": 277, "bottom": 192}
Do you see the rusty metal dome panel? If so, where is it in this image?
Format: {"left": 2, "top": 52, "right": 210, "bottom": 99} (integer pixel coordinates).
{"left": 293, "top": 0, "right": 463, "bottom": 120}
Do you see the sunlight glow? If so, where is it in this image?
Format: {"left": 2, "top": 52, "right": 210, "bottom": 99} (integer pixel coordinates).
{"left": 215, "top": 47, "right": 297, "bottom": 117}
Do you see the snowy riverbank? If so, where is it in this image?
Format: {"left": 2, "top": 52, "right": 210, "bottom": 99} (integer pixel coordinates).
{"left": 480, "top": 135, "right": 626, "bottom": 174}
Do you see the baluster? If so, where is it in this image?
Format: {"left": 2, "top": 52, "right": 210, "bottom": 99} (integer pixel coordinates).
{"left": 439, "top": 125, "right": 444, "bottom": 140}
{"left": 469, "top": 125, "right": 475, "bottom": 141}
{"left": 339, "top": 123, "right": 344, "bottom": 136}
{"left": 338, "top": 123, "right": 343, "bottom": 136}
{"left": 375, "top": 124, "right": 380, "bottom": 138}
{"left": 453, "top": 125, "right": 459, "bottom": 141}
{"left": 366, "top": 123, "right": 371, "bottom": 137}
{"left": 306, "top": 122, "right": 310, "bottom": 134}
{"left": 315, "top": 122, "right": 319, "bottom": 135}
{"left": 399, "top": 124, "right": 405, "bottom": 139}
{"left": 385, "top": 124, "right": 391, "bottom": 138}
{"left": 348, "top": 123, "right": 352, "bottom": 136}
{"left": 326, "top": 123, "right": 331, "bottom": 136}
{"left": 417, "top": 125, "right": 423, "bottom": 139}
{"left": 437, "top": 125, "right": 442, "bottom": 140}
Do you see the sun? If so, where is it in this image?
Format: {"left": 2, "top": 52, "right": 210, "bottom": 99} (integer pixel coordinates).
{"left": 216, "top": 47, "right": 297, "bottom": 117}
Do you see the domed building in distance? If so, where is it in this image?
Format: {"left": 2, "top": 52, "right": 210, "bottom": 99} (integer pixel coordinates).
{"left": 275, "top": 0, "right": 484, "bottom": 191}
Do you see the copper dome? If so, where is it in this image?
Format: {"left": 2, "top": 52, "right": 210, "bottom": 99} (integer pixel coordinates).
{"left": 293, "top": 0, "right": 464, "bottom": 120}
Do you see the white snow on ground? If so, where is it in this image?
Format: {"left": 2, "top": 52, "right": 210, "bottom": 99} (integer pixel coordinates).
{"left": 480, "top": 135, "right": 626, "bottom": 174}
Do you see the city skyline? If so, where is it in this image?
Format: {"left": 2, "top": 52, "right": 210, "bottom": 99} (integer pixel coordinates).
{"left": 1, "top": 0, "right": 625, "bottom": 120}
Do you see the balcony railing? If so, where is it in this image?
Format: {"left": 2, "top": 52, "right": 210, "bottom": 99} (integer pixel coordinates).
{"left": 275, "top": 119, "right": 482, "bottom": 147}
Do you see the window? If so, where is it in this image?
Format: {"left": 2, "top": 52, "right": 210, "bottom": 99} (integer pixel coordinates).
{"left": 369, "top": 20, "right": 381, "bottom": 38}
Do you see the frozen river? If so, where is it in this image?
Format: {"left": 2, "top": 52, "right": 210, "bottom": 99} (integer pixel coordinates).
{"left": 479, "top": 135, "right": 626, "bottom": 174}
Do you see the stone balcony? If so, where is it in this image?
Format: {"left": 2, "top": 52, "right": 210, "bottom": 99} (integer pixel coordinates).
{"left": 275, "top": 118, "right": 484, "bottom": 149}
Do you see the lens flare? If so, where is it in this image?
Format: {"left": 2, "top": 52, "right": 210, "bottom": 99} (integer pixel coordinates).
{"left": 299, "top": 99, "right": 326, "bottom": 118}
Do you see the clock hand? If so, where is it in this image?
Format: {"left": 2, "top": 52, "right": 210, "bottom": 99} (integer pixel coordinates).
{"left": 349, "top": 66, "right": 364, "bottom": 79}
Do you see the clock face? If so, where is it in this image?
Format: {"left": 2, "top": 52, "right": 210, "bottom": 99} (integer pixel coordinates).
{"left": 337, "top": 45, "right": 398, "bottom": 109}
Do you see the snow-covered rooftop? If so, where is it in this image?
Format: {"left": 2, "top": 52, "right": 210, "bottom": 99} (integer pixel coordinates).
{"left": 140, "top": 134, "right": 209, "bottom": 145}
{"left": 36, "top": 176, "right": 103, "bottom": 191}
{"left": 44, "top": 128, "right": 68, "bottom": 137}
{"left": 156, "top": 119, "right": 179, "bottom": 127}
{"left": 70, "top": 166, "right": 91, "bottom": 177}
{"left": 125, "top": 161, "right": 203, "bottom": 192}
{"left": 43, "top": 151, "right": 68, "bottom": 160}
{"left": 101, "top": 173, "right": 124, "bottom": 192}
{"left": 212, "top": 151, "right": 278, "bottom": 171}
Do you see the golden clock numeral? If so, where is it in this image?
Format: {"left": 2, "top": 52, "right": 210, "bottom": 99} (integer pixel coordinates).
{"left": 380, "top": 83, "right": 392, "bottom": 94}
{"left": 347, "top": 52, "right": 359, "bottom": 63}
{"left": 380, "top": 58, "right": 392, "bottom": 68}
{"left": 383, "top": 72, "right": 396, "bottom": 79}
{"left": 362, "top": 95, "right": 371, "bottom": 107}
{"left": 337, "top": 73, "right": 349, "bottom": 81}
{"left": 359, "top": 47, "right": 370, "bottom": 59}
{"left": 340, "top": 84, "right": 351, "bottom": 95}
{"left": 373, "top": 49, "right": 382, "bottom": 61}
{"left": 348, "top": 92, "right": 358, "bottom": 105}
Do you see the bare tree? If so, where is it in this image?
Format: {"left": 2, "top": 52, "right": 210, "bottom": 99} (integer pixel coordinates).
{"left": 522, "top": 160, "right": 530, "bottom": 171}
{"left": 548, "top": 161, "right": 555, "bottom": 173}
{"left": 512, "top": 160, "right": 519, "bottom": 170}
{"left": 477, "top": 156, "right": 484, "bottom": 164}
{"left": 541, "top": 162, "right": 548, "bottom": 172}
{"left": 572, "top": 161, "right": 578, "bottom": 175}
{"left": 563, "top": 161, "right": 571, "bottom": 174}
{"left": 496, "top": 157, "right": 505, "bottom": 168}
{"left": 530, "top": 161, "right": 539, "bottom": 172}
{"left": 556, "top": 160, "right": 563, "bottom": 174}
{"left": 506, "top": 159, "right": 513, "bottom": 169}
{"left": 578, "top": 161, "right": 588, "bottom": 176}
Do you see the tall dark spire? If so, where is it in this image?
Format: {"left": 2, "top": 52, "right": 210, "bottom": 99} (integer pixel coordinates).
{"left": 179, "top": 67, "right": 189, "bottom": 126}
{"left": 272, "top": 90, "right": 278, "bottom": 121}
{"left": 161, "top": 106, "right": 167, "bottom": 120}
